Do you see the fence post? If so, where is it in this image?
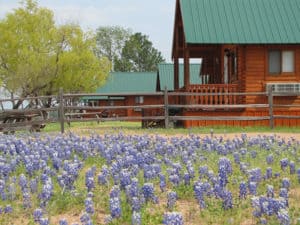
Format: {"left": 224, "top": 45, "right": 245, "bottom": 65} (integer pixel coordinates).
{"left": 164, "top": 86, "right": 169, "bottom": 128}
{"left": 267, "top": 85, "right": 274, "bottom": 129}
{"left": 58, "top": 88, "right": 65, "bottom": 133}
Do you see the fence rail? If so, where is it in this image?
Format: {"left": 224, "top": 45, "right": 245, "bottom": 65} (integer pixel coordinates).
{"left": 1, "top": 87, "right": 300, "bottom": 133}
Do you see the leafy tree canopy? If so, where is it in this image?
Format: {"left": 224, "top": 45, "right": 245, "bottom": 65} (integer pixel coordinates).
{"left": 95, "top": 26, "right": 132, "bottom": 71}
{"left": 114, "top": 32, "right": 165, "bottom": 72}
{"left": 0, "top": 0, "right": 111, "bottom": 107}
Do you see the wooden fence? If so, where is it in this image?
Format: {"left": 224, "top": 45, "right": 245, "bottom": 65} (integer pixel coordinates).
{"left": 1, "top": 87, "right": 300, "bottom": 133}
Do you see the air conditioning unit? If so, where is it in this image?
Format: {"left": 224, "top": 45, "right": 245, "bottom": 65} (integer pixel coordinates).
{"left": 266, "top": 83, "right": 300, "bottom": 95}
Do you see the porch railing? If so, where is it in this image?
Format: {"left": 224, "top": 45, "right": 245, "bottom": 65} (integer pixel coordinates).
{"left": 184, "top": 84, "right": 239, "bottom": 106}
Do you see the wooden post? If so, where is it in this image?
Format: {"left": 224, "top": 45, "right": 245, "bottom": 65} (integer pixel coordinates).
{"left": 58, "top": 88, "right": 65, "bottom": 133}
{"left": 164, "top": 86, "right": 169, "bottom": 128}
{"left": 268, "top": 85, "right": 274, "bottom": 129}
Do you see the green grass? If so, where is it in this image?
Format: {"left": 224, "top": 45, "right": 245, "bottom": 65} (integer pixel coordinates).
{"left": 43, "top": 121, "right": 300, "bottom": 135}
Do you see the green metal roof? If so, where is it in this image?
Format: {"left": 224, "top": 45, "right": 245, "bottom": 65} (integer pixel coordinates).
{"left": 98, "top": 72, "right": 157, "bottom": 93}
{"left": 180, "top": 0, "right": 300, "bottom": 44}
{"left": 158, "top": 63, "right": 206, "bottom": 91}
{"left": 85, "top": 72, "right": 157, "bottom": 100}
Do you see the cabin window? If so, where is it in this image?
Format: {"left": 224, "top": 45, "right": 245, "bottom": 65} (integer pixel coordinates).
{"left": 268, "top": 50, "right": 294, "bottom": 74}
{"left": 135, "top": 96, "right": 144, "bottom": 104}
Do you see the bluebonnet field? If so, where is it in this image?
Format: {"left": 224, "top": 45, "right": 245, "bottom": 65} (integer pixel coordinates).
{"left": 0, "top": 132, "right": 299, "bottom": 225}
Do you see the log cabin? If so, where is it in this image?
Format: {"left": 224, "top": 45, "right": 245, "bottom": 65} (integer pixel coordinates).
{"left": 84, "top": 72, "right": 159, "bottom": 119}
{"left": 84, "top": 64, "right": 204, "bottom": 125}
{"left": 172, "top": 0, "right": 300, "bottom": 127}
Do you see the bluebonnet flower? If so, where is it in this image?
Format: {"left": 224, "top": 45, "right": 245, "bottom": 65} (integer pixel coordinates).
{"left": 280, "top": 158, "right": 289, "bottom": 171}
{"left": 4, "top": 205, "right": 12, "bottom": 213}
{"left": 259, "top": 218, "right": 267, "bottom": 224}
{"left": 218, "top": 157, "right": 232, "bottom": 174}
{"left": 120, "top": 169, "right": 131, "bottom": 189}
{"left": 159, "top": 173, "right": 166, "bottom": 192}
{"left": 194, "top": 182, "right": 206, "bottom": 208}
{"left": 85, "top": 177, "right": 95, "bottom": 192}
{"left": 80, "top": 212, "right": 91, "bottom": 223}
{"left": 266, "top": 167, "right": 273, "bottom": 179}
{"left": 249, "top": 168, "right": 262, "bottom": 183}
{"left": 169, "top": 174, "right": 180, "bottom": 187}
{"left": 277, "top": 209, "right": 290, "bottom": 225}
{"left": 19, "top": 174, "right": 28, "bottom": 191}
{"left": 266, "top": 154, "right": 273, "bottom": 164}
{"left": 110, "top": 185, "right": 120, "bottom": 199}
{"left": 239, "top": 181, "right": 247, "bottom": 199}
{"left": 0, "top": 179, "right": 6, "bottom": 200}
{"left": 279, "top": 188, "right": 289, "bottom": 207}
{"left": 85, "top": 197, "right": 94, "bottom": 214}
{"left": 30, "top": 178, "right": 38, "bottom": 193}
{"left": 39, "top": 218, "right": 49, "bottom": 225}
{"left": 222, "top": 190, "right": 233, "bottom": 210}
{"left": 289, "top": 161, "right": 295, "bottom": 174}
{"left": 22, "top": 189, "right": 32, "bottom": 208}
{"left": 183, "top": 172, "right": 191, "bottom": 185}
{"left": 167, "top": 191, "right": 177, "bottom": 210}
{"left": 131, "top": 196, "right": 142, "bottom": 212}
{"left": 199, "top": 165, "right": 208, "bottom": 179}
{"left": 233, "top": 152, "right": 240, "bottom": 164}
{"left": 39, "top": 178, "right": 53, "bottom": 207}
{"left": 248, "top": 182, "right": 257, "bottom": 195}
{"left": 97, "top": 173, "right": 108, "bottom": 185}
{"left": 281, "top": 178, "right": 290, "bottom": 190}
{"left": 110, "top": 197, "right": 121, "bottom": 218}
{"left": 163, "top": 212, "right": 184, "bottom": 225}
{"left": 251, "top": 150, "right": 257, "bottom": 158}
{"left": 142, "top": 183, "right": 156, "bottom": 203}
{"left": 59, "top": 219, "right": 68, "bottom": 225}
{"left": 267, "top": 185, "right": 274, "bottom": 198}
{"left": 132, "top": 211, "right": 141, "bottom": 225}
{"left": 33, "top": 208, "right": 43, "bottom": 222}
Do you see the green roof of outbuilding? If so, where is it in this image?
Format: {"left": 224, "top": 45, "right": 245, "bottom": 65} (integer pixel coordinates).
{"left": 180, "top": 0, "right": 300, "bottom": 44}
{"left": 85, "top": 72, "right": 157, "bottom": 100}
{"left": 158, "top": 63, "right": 205, "bottom": 91}
{"left": 97, "top": 72, "right": 157, "bottom": 93}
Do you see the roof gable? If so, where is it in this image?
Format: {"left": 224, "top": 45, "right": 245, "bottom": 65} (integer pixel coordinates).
{"left": 179, "top": 0, "right": 300, "bottom": 44}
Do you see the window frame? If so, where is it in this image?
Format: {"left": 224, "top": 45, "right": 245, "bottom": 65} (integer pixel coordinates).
{"left": 268, "top": 49, "right": 295, "bottom": 75}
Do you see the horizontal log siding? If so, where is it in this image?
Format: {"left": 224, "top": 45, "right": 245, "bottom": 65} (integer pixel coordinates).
{"left": 244, "top": 45, "right": 300, "bottom": 108}
{"left": 182, "top": 110, "right": 300, "bottom": 128}
{"left": 244, "top": 46, "right": 266, "bottom": 105}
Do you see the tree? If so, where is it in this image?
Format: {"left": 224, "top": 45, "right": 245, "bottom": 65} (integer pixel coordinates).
{"left": 114, "top": 32, "right": 165, "bottom": 72}
{"left": 0, "top": 0, "right": 111, "bottom": 108}
{"left": 95, "top": 26, "right": 132, "bottom": 71}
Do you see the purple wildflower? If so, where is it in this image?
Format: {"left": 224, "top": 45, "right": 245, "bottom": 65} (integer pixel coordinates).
{"left": 266, "top": 167, "right": 273, "bottom": 179}
{"left": 280, "top": 158, "right": 289, "bottom": 171}
{"left": 289, "top": 161, "right": 295, "bottom": 174}
{"left": 59, "top": 219, "right": 68, "bottom": 225}
{"left": 132, "top": 211, "right": 141, "bottom": 225}
{"left": 239, "top": 181, "right": 247, "bottom": 199}
{"left": 109, "top": 197, "right": 121, "bottom": 218}
{"left": 167, "top": 191, "right": 177, "bottom": 210}
{"left": 163, "top": 212, "right": 184, "bottom": 225}
{"left": 267, "top": 185, "right": 274, "bottom": 198}
{"left": 281, "top": 178, "right": 290, "bottom": 190}
{"left": 39, "top": 218, "right": 49, "bottom": 225}
{"left": 85, "top": 197, "right": 94, "bottom": 215}
{"left": 277, "top": 209, "right": 290, "bottom": 225}
{"left": 33, "top": 208, "right": 43, "bottom": 222}
{"left": 222, "top": 190, "right": 233, "bottom": 210}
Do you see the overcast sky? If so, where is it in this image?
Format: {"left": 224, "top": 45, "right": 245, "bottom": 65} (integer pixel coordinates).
{"left": 0, "top": 0, "right": 175, "bottom": 62}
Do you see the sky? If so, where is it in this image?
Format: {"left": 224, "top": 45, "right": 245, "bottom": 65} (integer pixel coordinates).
{"left": 0, "top": 0, "right": 175, "bottom": 62}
